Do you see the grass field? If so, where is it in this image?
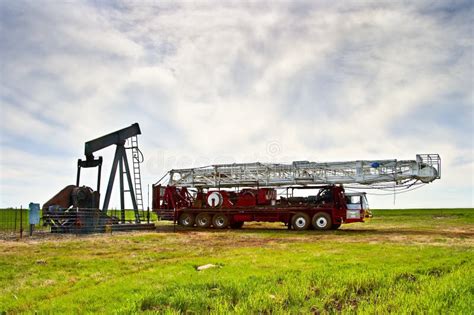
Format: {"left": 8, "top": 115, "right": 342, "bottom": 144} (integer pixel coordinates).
{"left": 0, "top": 209, "right": 473, "bottom": 314}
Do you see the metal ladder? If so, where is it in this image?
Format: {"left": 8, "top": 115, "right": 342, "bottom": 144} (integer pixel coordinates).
{"left": 129, "top": 136, "right": 144, "bottom": 213}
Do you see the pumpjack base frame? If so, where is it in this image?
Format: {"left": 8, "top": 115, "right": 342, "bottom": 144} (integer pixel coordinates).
{"left": 50, "top": 223, "right": 156, "bottom": 234}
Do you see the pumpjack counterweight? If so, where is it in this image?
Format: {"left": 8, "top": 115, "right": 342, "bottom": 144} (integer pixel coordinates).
{"left": 168, "top": 154, "right": 441, "bottom": 188}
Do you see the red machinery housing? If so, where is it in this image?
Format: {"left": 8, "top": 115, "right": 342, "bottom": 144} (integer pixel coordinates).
{"left": 153, "top": 185, "right": 370, "bottom": 230}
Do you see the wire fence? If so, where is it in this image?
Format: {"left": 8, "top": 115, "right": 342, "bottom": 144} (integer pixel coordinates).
{"left": 0, "top": 207, "right": 49, "bottom": 239}
{"left": 0, "top": 207, "right": 156, "bottom": 239}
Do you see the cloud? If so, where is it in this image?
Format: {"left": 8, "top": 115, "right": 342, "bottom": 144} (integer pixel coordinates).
{"left": 0, "top": 0, "right": 472, "bottom": 208}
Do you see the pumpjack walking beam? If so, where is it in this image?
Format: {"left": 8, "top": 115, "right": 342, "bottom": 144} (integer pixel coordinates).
{"left": 76, "top": 123, "right": 142, "bottom": 222}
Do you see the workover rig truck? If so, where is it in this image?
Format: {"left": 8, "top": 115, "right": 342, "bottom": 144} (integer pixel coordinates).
{"left": 153, "top": 155, "right": 441, "bottom": 230}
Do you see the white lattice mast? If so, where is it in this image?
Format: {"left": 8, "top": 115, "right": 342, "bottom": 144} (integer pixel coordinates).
{"left": 166, "top": 154, "right": 440, "bottom": 188}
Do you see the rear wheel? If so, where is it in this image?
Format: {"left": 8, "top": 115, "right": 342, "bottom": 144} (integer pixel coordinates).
{"left": 291, "top": 212, "right": 311, "bottom": 231}
{"left": 212, "top": 214, "right": 229, "bottom": 229}
{"left": 195, "top": 213, "right": 212, "bottom": 228}
{"left": 331, "top": 224, "right": 341, "bottom": 230}
{"left": 179, "top": 213, "right": 195, "bottom": 227}
{"left": 230, "top": 221, "right": 244, "bottom": 229}
{"left": 312, "top": 212, "right": 332, "bottom": 230}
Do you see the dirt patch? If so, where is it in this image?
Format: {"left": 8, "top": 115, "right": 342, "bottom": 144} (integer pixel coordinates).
{"left": 1, "top": 220, "right": 473, "bottom": 250}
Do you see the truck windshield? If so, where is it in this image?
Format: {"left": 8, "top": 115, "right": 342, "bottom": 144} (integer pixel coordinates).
{"left": 349, "top": 196, "right": 361, "bottom": 204}
{"left": 346, "top": 194, "right": 364, "bottom": 210}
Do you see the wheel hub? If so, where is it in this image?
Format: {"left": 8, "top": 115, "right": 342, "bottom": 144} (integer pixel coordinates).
{"left": 317, "top": 217, "right": 327, "bottom": 228}
{"left": 295, "top": 218, "right": 306, "bottom": 228}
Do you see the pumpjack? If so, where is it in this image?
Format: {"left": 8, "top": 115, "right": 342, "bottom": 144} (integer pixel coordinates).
{"left": 42, "top": 123, "right": 154, "bottom": 233}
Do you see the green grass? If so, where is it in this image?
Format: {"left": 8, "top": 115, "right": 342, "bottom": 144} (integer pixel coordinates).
{"left": 0, "top": 208, "right": 29, "bottom": 230}
{"left": 0, "top": 209, "right": 473, "bottom": 314}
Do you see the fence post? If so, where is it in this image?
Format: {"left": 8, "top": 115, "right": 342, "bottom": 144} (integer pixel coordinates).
{"left": 19, "top": 206, "right": 23, "bottom": 239}
{"left": 75, "top": 207, "right": 78, "bottom": 235}
{"left": 147, "top": 184, "right": 150, "bottom": 224}
{"left": 14, "top": 208, "right": 17, "bottom": 232}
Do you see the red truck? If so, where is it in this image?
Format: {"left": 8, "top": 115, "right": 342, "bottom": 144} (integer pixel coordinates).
{"left": 153, "top": 184, "right": 371, "bottom": 230}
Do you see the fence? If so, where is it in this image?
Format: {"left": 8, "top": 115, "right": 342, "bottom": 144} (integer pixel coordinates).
{"left": 0, "top": 207, "right": 156, "bottom": 239}
{"left": 0, "top": 207, "right": 48, "bottom": 239}
{"left": 44, "top": 207, "right": 153, "bottom": 234}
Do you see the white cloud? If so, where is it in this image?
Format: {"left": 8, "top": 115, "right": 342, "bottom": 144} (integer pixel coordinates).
{"left": 0, "top": 0, "right": 472, "bottom": 208}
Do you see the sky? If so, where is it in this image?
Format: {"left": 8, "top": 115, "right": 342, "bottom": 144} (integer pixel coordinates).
{"left": 0, "top": 0, "right": 473, "bottom": 209}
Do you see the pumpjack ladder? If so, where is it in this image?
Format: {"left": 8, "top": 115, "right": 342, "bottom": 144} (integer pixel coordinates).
{"left": 128, "top": 136, "right": 144, "bottom": 213}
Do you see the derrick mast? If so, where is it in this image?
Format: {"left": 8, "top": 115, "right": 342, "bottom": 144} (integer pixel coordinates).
{"left": 167, "top": 154, "right": 441, "bottom": 188}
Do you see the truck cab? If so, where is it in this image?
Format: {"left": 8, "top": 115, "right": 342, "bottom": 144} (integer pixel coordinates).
{"left": 344, "top": 192, "right": 372, "bottom": 221}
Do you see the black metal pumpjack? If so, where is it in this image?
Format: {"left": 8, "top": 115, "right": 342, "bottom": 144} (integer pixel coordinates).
{"left": 76, "top": 123, "right": 142, "bottom": 223}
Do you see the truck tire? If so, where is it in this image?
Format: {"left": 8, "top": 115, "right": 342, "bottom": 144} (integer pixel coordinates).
{"left": 291, "top": 212, "right": 311, "bottom": 231}
{"left": 230, "top": 221, "right": 244, "bottom": 229}
{"left": 331, "top": 224, "right": 341, "bottom": 230}
{"left": 312, "top": 212, "right": 332, "bottom": 230}
{"left": 212, "top": 214, "right": 229, "bottom": 229}
{"left": 179, "top": 213, "right": 195, "bottom": 227}
{"left": 195, "top": 213, "right": 212, "bottom": 228}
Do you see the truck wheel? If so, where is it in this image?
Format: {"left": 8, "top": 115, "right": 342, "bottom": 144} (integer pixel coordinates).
{"left": 230, "top": 221, "right": 244, "bottom": 229}
{"left": 212, "top": 214, "right": 229, "bottom": 229}
{"left": 312, "top": 212, "right": 332, "bottom": 230}
{"left": 331, "top": 224, "right": 341, "bottom": 230}
{"left": 179, "top": 213, "right": 195, "bottom": 227}
{"left": 291, "top": 212, "right": 311, "bottom": 230}
{"left": 195, "top": 213, "right": 212, "bottom": 228}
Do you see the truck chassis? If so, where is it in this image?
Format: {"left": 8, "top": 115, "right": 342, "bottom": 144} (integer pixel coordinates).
{"left": 154, "top": 185, "right": 370, "bottom": 231}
